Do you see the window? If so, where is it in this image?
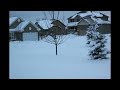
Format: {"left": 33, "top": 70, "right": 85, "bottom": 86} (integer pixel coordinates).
{"left": 70, "top": 27, "right": 74, "bottom": 29}
{"left": 10, "top": 32, "right": 16, "bottom": 40}
{"left": 70, "top": 19, "right": 74, "bottom": 22}
{"left": 70, "top": 26, "right": 76, "bottom": 30}
{"left": 12, "top": 33, "right": 14, "bottom": 39}
{"left": 29, "top": 27, "right": 32, "bottom": 30}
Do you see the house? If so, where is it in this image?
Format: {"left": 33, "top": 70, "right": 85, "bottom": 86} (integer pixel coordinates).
{"left": 95, "top": 18, "right": 111, "bottom": 34}
{"left": 9, "top": 17, "right": 23, "bottom": 41}
{"left": 9, "top": 17, "right": 40, "bottom": 41}
{"left": 67, "top": 11, "right": 111, "bottom": 35}
{"left": 35, "top": 19, "right": 66, "bottom": 38}
{"left": 9, "top": 17, "right": 24, "bottom": 29}
{"left": 68, "top": 11, "right": 109, "bottom": 23}
{"left": 77, "top": 17, "right": 111, "bottom": 35}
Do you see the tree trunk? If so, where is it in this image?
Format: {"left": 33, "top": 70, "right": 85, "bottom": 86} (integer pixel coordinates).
{"left": 56, "top": 44, "right": 57, "bottom": 55}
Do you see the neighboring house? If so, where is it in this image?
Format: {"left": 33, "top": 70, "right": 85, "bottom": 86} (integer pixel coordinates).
{"left": 9, "top": 17, "right": 24, "bottom": 29}
{"left": 67, "top": 11, "right": 111, "bottom": 35}
{"left": 35, "top": 19, "right": 66, "bottom": 38}
{"left": 77, "top": 17, "right": 111, "bottom": 35}
{"left": 95, "top": 18, "right": 111, "bottom": 34}
{"left": 67, "top": 22, "right": 78, "bottom": 34}
{"left": 9, "top": 17, "right": 23, "bottom": 41}
{"left": 9, "top": 17, "right": 40, "bottom": 41}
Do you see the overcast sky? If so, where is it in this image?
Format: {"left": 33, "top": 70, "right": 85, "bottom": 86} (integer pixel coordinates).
{"left": 10, "top": 11, "right": 111, "bottom": 25}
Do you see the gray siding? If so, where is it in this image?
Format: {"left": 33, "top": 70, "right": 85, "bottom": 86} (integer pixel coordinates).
{"left": 98, "top": 24, "right": 111, "bottom": 34}
{"left": 38, "top": 20, "right": 66, "bottom": 36}
{"left": 23, "top": 23, "right": 38, "bottom": 32}
{"left": 77, "top": 24, "right": 111, "bottom": 35}
{"left": 100, "top": 15, "right": 108, "bottom": 21}
{"left": 52, "top": 20, "right": 65, "bottom": 30}
{"left": 68, "top": 15, "right": 81, "bottom": 23}
{"left": 9, "top": 32, "right": 22, "bottom": 41}
{"left": 77, "top": 25, "right": 89, "bottom": 35}
{"left": 50, "top": 26, "right": 65, "bottom": 35}
{"left": 78, "top": 19, "right": 89, "bottom": 25}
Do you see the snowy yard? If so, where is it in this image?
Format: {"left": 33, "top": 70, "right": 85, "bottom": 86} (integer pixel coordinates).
{"left": 9, "top": 34, "right": 111, "bottom": 79}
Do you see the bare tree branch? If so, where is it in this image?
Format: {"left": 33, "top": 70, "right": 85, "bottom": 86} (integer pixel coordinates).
{"left": 52, "top": 11, "right": 54, "bottom": 19}
{"left": 49, "top": 11, "right": 53, "bottom": 19}
{"left": 42, "top": 11, "right": 67, "bottom": 55}
{"left": 43, "top": 11, "right": 50, "bottom": 29}
{"left": 63, "top": 11, "right": 65, "bottom": 23}
{"left": 57, "top": 11, "right": 59, "bottom": 20}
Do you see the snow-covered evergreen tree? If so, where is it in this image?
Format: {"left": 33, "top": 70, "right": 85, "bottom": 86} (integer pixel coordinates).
{"left": 86, "top": 24, "right": 109, "bottom": 60}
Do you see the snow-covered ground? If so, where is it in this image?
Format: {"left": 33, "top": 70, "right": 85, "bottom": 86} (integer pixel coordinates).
{"left": 9, "top": 34, "right": 111, "bottom": 79}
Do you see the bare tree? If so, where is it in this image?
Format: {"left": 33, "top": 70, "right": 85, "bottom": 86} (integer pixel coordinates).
{"left": 44, "top": 33, "right": 66, "bottom": 55}
{"left": 42, "top": 11, "right": 66, "bottom": 55}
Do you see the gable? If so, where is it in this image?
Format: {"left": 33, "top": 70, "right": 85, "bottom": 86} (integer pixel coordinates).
{"left": 78, "top": 19, "right": 89, "bottom": 25}
{"left": 9, "top": 17, "right": 18, "bottom": 25}
{"left": 83, "top": 16, "right": 96, "bottom": 24}
{"left": 52, "top": 20, "right": 65, "bottom": 27}
{"left": 9, "top": 17, "right": 24, "bottom": 29}
{"left": 11, "top": 21, "right": 40, "bottom": 32}
{"left": 23, "top": 23, "right": 39, "bottom": 32}
{"left": 68, "top": 11, "right": 108, "bottom": 21}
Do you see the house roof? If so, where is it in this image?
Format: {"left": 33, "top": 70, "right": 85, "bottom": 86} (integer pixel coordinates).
{"left": 15, "top": 21, "right": 30, "bottom": 31}
{"left": 77, "top": 11, "right": 93, "bottom": 18}
{"left": 9, "top": 29, "right": 16, "bottom": 32}
{"left": 77, "top": 18, "right": 94, "bottom": 26}
{"left": 9, "top": 17, "right": 24, "bottom": 26}
{"left": 9, "top": 17, "right": 18, "bottom": 26}
{"left": 67, "top": 16, "right": 111, "bottom": 27}
{"left": 95, "top": 18, "right": 111, "bottom": 24}
{"left": 91, "top": 11, "right": 103, "bottom": 17}
{"left": 36, "top": 19, "right": 66, "bottom": 30}
{"left": 83, "top": 16, "right": 96, "bottom": 24}
{"left": 37, "top": 20, "right": 54, "bottom": 29}
{"left": 67, "top": 22, "right": 78, "bottom": 26}
{"left": 9, "top": 21, "right": 40, "bottom": 32}
{"left": 52, "top": 19, "right": 66, "bottom": 26}
{"left": 68, "top": 11, "right": 105, "bottom": 19}
{"left": 90, "top": 16, "right": 111, "bottom": 24}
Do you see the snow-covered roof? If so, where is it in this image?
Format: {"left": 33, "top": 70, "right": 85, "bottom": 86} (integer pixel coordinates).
{"left": 90, "top": 16, "right": 111, "bottom": 24}
{"left": 37, "top": 20, "right": 53, "bottom": 29}
{"left": 84, "top": 19, "right": 92, "bottom": 24}
{"left": 70, "top": 11, "right": 104, "bottom": 19}
{"left": 9, "top": 21, "right": 40, "bottom": 32}
{"left": 96, "top": 18, "right": 111, "bottom": 24}
{"left": 91, "top": 11, "right": 103, "bottom": 17}
{"left": 77, "top": 16, "right": 111, "bottom": 26}
{"left": 9, "top": 17, "right": 18, "bottom": 26}
{"left": 9, "top": 29, "right": 16, "bottom": 32}
{"left": 77, "top": 17, "right": 96, "bottom": 25}
{"left": 79, "top": 11, "right": 92, "bottom": 17}
{"left": 83, "top": 18, "right": 88, "bottom": 22}
{"left": 67, "top": 22, "right": 78, "bottom": 26}
{"left": 19, "top": 21, "right": 29, "bottom": 30}
{"left": 9, "top": 21, "right": 30, "bottom": 32}
{"left": 71, "top": 14, "right": 79, "bottom": 19}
